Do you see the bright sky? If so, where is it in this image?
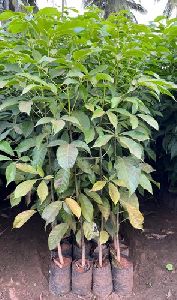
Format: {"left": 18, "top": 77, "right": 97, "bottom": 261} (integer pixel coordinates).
{"left": 36, "top": 0, "right": 174, "bottom": 23}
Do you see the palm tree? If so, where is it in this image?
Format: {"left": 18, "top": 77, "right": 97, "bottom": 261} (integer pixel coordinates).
{"left": 155, "top": 0, "right": 177, "bottom": 17}
{"left": 84, "top": 0, "right": 147, "bottom": 18}
{"left": 0, "top": 0, "right": 37, "bottom": 12}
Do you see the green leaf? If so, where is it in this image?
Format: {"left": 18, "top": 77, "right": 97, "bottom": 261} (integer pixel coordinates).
{"left": 6, "top": 162, "right": 16, "bottom": 186}
{"left": 91, "top": 109, "right": 105, "bottom": 120}
{"left": 54, "top": 169, "right": 70, "bottom": 194}
{"left": 14, "top": 180, "right": 37, "bottom": 198}
{"left": 120, "top": 192, "right": 144, "bottom": 229}
{"left": 61, "top": 115, "right": 81, "bottom": 126}
{"left": 77, "top": 158, "right": 92, "bottom": 174}
{"left": 130, "top": 115, "right": 139, "bottom": 129}
{"left": 72, "top": 141, "right": 91, "bottom": 154}
{"left": 139, "top": 173, "right": 153, "bottom": 194}
{"left": 0, "top": 155, "right": 11, "bottom": 161}
{"left": 84, "top": 127, "right": 95, "bottom": 144}
{"left": 48, "top": 223, "right": 69, "bottom": 251}
{"left": 65, "top": 198, "right": 81, "bottom": 218}
{"left": 16, "top": 138, "right": 36, "bottom": 153}
{"left": 121, "top": 130, "right": 149, "bottom": 141}
{"left": 99, "top": 230, "right": 109, "bottom": 245}
{"left": 84, "top": 189, "right": 103, "bottom": 204}
{"left": 108, "top": 183, "right": 120, "bottom": 205}
{"left": 51, "top": 120, "right": 65, "bottom": 135}
{"left": 79, "top": 193, "right": 93, "bottom": 222}
{"left": 93, "top": 135, "right": 113, "bottom": 148}
{"left": 0, "top": 141, "right": 14, "bottom": 156}
{"left": 13, "top": 210, "right": 36, "bottom": 228}
{"left": 22, "top": 84, "right": 38, "bottom": 95}
{"left": 107, "top": 111, "right": 118, "bottom": 129}
{"left": 119, "top": 136, "right": 143, "bottom": 159}
{"left": 98, "top": 198, "right": 110, "bottom": 221}
{"left": 111, "top": 97, "right": 122, "bottom": 108}
{"left": 95, "top": 73, "right": 114, "bottom": 83}
{"left": 115, "top": 157, "right": 141, "bottom": 195}
{"left": 37, "top": 180, "right": 49, "bottom": 203}
{"left": 57, "top": 144, "right": 78, "bottom": 169}
{"left": 36, "top": 117, "right": 53, "bottom": 126}
{"left": 42, "top": 201, "right": 62, "bottom": 225}
{"left": 138, "top": 114, "right": 159, "bottom": 130}
{"left": 0, "top": 10, "right": 14, "bottom": 21}
{"left": 91, "top": 181, "right": 106, "bottom": 192}
{"left": 19, "top": 101, "right": 33, "bottom": 116}
{"left": 83, "top": 221, "right": 99, "bottom": 240}
{"left": 10, "top": 193, "right": 21, "bottom": 208}
{"left": 16, "top": 163, "right": 37, "bottom": 174}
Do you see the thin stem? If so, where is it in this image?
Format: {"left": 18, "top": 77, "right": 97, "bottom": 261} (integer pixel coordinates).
{"left": 98, "top": 240, "right": 103, "bottom": 268}
{"left": 58, "top": 243, "right": 64, "bottom": 266}
{"left": 75, "top": 167, "right": 85, "bottom": 267}
{"left": 116, "top": 211, "right": 120, "bottom": 263}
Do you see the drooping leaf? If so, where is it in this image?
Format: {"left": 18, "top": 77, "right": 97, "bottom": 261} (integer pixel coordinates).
{"left": 61, "top": 115, "right": 80, "bottom": 126}
{"left": 71, "top": 141, "right": 91, "bottom": 154}
{"left": 13, "top": 210, "right": 36, "bottom": 228}
{"left": 99, "top": 230, "right": 109, "bottom": 245}
{"left": 37, "top": 180, "right": 49, "bottom": 203}
{"left": 120, "top": 192, "right": 144, "bottom": 229}
{"left": 57, "top": 144, "right": 78, "bottom": 169}
{"left": 119, "top": 136, "right": 143, "bottom": 159}
{"left": 65, "top": 198, "right": 81, "bottom": 218}
{"left": 138, "top": 114, "right": 159, "bottom": 130}
{"left": 14, "top": 180, "right": 37, "bottom": 198}
{"left": 139, "top": 173, "right": 153, "bottom": 194}
{"left": 98, "top": 198, "right": 110, "bottom": 221}
{"left": 84, "top": 189, "right": 103, "bottom": 204}
{"left": 77, "top": 158, "right": 92, "bottom": 174}
{"left": 115, "top": 157, "right": 141, "bottom": 195}
{"left": 6, "top": 162, "right": 16, "bottom": 186}
{"left": 91, "top": 109, "right": 105, "bottom": 120}
{"left": 91, "top": 181, "right": 106, "bottom": 192}
{"left": 107, "top": 111, "right": 118, "bottom": 129}
{"left": 10, "top": 193, "right": 21, "bottom": 208}
{"left": 48, "top": 223, "right": 69, "bottom": 250}
{"left": 42, "top": 201, "right": 62, "bottom": 225}
{"left": 79, "top": 193, "right": 93, "bottom": 222}
{"left": 108, "top": 183, "right": 120, "bottom": 205}
{"left": 54, "top": 169, "right": 70, "bottom": 194}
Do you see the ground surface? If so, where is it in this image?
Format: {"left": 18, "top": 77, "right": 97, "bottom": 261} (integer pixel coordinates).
{"left": 0, "top": 207, "right": 177, "bottom": 300}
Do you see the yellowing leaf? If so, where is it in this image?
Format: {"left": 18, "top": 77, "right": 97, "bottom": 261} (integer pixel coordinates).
{"left": 16, "top": 163, "right": 37, "bottom": 174}
{"left": 13, "top": 210, "right": 36, "bottom": 228}
{"left": 120, "top": 192, "right": 144, "bottom": 229}
{"left": 99, "top": 230, "right": 109, "bottom": 245}
{"left": 14, "top": 180, "right": 37, "bottom": 198}
{"left": 91, "top": 181, "right": 106, "bottom": 192}
{"left": 108, "top": 183, "right": 120, "bottom": 204}
{"left": 65, "top": 198, "right": 81, "bottom": 218}
{"left": 37, "top": 180, "right": 48, "bottom": 203}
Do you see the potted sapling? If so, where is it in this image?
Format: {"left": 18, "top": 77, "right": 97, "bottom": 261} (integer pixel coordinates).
{"left": 48, "top": 221, "right": 72, "bottom": 296}
{"left": 72, "top": 193, "right": 93, "bottom": 296}
{"left": 92, "top": 205, "right": 113, "bottom": 298}
{"left": 111, "top": 204, "right": 133, "bottom": 297}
